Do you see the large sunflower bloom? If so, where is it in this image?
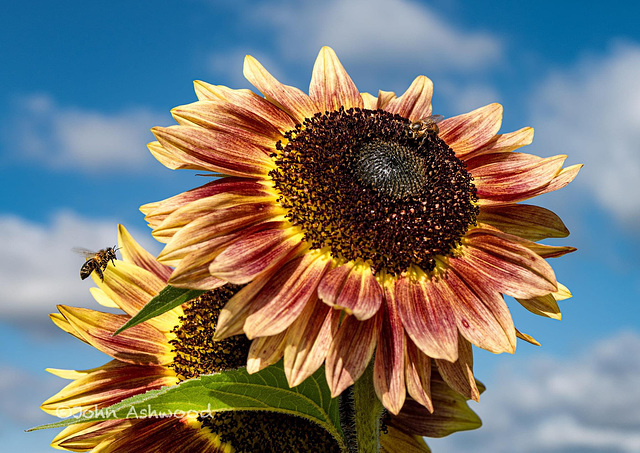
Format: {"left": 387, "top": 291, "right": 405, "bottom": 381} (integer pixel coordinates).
{"left": 142, "top": 46, "right": 580, "bottom": 414}
{"left": 41, "top": 226, "right": 340, "bottom": 452}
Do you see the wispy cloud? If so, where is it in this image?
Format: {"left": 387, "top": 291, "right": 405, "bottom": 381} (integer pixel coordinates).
{"left": 531, "top": 42, "right": 640, "bottom": 225}
{"left": 5, "top": 94, "right": 166, "bottom": 172}
{"left": 429, "top": 331, "right": 640, "bottom": 452}
{"left": 0, "top": 211, "right": 159, "bottom": 320}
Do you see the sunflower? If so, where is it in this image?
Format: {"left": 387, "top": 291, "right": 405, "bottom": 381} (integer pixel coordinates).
{"left": 41, "top": 225, "right": 339, "bottom": 452}
{"left": 142, "top": 46, "right": 580, "bottom": 415}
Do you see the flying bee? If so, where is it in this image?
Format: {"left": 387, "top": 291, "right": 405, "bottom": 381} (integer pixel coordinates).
{"left": 73, "top": 246, "right": 119, "bottom": 281}
{"left": 408, "top": 114, "right": 445, "bottom": 141}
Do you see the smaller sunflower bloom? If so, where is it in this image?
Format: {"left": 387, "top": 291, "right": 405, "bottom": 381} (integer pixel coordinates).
{"left": 42, "top": 226, "right": 340, "bottom": 452}
{"left": 143, "top": 46, "right": 580, "bottom": 414}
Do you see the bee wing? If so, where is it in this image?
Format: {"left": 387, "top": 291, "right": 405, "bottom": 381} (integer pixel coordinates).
{"left": 72, "top": 247, "right": 97, "bottom": 258}
{"left": 424, "top": 114, "right": 444, "bottom": 124}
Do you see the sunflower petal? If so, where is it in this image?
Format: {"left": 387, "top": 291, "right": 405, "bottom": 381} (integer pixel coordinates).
{"left": 516, "top": 328, "right": 541, "bottom": 346}
{"left": 404, "top": 338, "right": 433, "bottom": 412}
{"left": 461, "top": 126, "right": 534, "bottom": 160}
{"left": 439, "top": 103, "right": 503, "bottom": 157}
{"left": 455, "top": 228, "right": 558, "bottom": 299}
{"left": 246, "top": 331, "right": 287, "bottom": 374}
{"left": 380, "top": 425, "right": 431, "bottom": 453}
{"left": 384, "top": 76, "right": 434, "bottom": 121}
{"left": 151, "top": 126, "right": 274, "bottom": 177}
{"left": 243, "top": 54, "right": 318, "bottom": 123}
{"left": 395, "top": 275, "right": 458, "bottom": 362}
{"left": 57, "top": 306, "right": 172, "bottom": 366}
{"left": 435, "top": 337, "right": 479, "bottom": 402}
{"left": 309, "top": 46, "right": 363, "bottom": 112}
{"left": 317, "top": 261, "right": 383, "bottom": 320}
{"left": 117, "top": 225, "right": 173, "bottom": 281}
{"left": 41, "top": 360, "right": 177, "bottom": 415}
{"left": 284, "top": 297, "right": 340, "bottom": 387}
{"left": 477, "top": 203, "right": 570, "bottom": 241}
{"left": 208, "top": 228, "right": 305, "bottom": 284}
{"left": 243, "top": 251, "right": 333, "bottom": 338}
{"left": 325, "top": 312, "right": 382, "bottom": 397}
{"left": 374, "top": 283, "right": 406, "bottom": 415}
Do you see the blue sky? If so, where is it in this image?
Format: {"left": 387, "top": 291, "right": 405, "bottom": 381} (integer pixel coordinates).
{"left": 2, "top": 1, "right": 640, "bottom": 451}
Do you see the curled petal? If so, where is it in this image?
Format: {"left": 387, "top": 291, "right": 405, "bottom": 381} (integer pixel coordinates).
{"left": 454, "top": 228, "right": 558, "bottom": 299}
{"left": 243, "top": 251, "right": 333, "bottom": 338}
{"left": 395, "top": 275, "right": 458, "bottom": 362}
{"left": 478, "top": 203, "right": 570, "bottom": 241}
{"left": 516, "top": 292, "right": 562, "bottom": 320}
{"left": 374, "top": 283, "right": 406, "bottom": 415}
{"left": 309, "top": 46, "right": 363, "bottom": 112}
{"left": 435, "top": 336, "right": 479, "bottom": 402}
{"left": 516, "top": 328, "right": 541, "bottom": 346}
{"left": 284, "top": 297, "right": 340, "bottom": 387}
{"left": 151, "top": 126, "right": 274, "bottom": 177}
{"left": 384, "top": 76, "right": 433, "bottom": 120}
{"left": 246, "top": 331, "right": 287, "bottom": 374}
{"left": 326, "top": 312, "right": 382, "bottom": 397}
{"left": 317, "top": 261, "right": 383, "bottom": 320}
{"left": 361, "top": 92, "right": 378, "bottom": 110}
{"left": 404, "top": 337, "right": 433, "bottom": 412}
{"left": 439, "top": 103, "right": 503, "bottom": 157}
{"left": 243, "top": 54, "right": 318, "bottom": 123}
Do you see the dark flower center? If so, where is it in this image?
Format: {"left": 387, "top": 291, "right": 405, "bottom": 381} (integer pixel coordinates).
{"left": 270, "top": 107, "right": 478, "bottom": 275}
{"left": 170, "top": 285, "right": 249, "bottom": 380}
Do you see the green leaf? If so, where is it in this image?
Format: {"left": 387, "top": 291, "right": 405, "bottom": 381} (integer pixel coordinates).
{"left": 113, "top": 285, "right": 205, "bottom": 335}
{"left": 29, "top": 362, "right": 346, "bottom": 450}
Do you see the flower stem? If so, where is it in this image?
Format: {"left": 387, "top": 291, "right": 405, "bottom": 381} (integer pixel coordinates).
{"left": 353, "top": 360, "right": 384, "bottom": 453}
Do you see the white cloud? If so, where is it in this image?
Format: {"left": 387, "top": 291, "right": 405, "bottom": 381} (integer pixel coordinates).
{"left": 428, "top": 331, "right": 640, "bottom": 452}
{"left": 7, "top": 94, "right": 166, "bottom": 172}
{"left": 0, "top": 212, "right": 159, "bottom": 319}
{"left": 254, "top": 0, "right": 502, "bottom": 72}
{"left": 531, "top": 42, "right": 640, "bottom": 225}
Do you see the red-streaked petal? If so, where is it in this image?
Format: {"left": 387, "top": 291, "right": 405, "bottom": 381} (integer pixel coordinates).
{"left": 439, "top": 103, "right": 503, "bottom": 157}
{"left": 404, "top": 337, "right": 433, "bottom": 412}
{"left": 57, "top": 306, "right": 172, "bottom": 366}
{"left": 326, "top": 312, "right": 382, "bottom": 397}
{"left": 171, "top": 100, "right": 288, "bottom": 149}
{"left": 284, "top": 297, "right": 340, "bottom": 387}
{"left": 214, "top": 265, "right": 282, "bottom": 340}
{"left": 435, "top": 336, "right": 479, "bottom": 402}
{"left": 317, "top": 261, "right": 383, "bottom": 320}
{"left": 243, "top": 55, "right": 318, "bottom": 123}
{"left": 440, "top": 265, "right": 516, "bottom": 354}
{"left": 142, "top": 178, "right": 270, "bottom": 229}
{"left": 454, "top": 228, "right": 558, "bottom": 299}
{"left": 246, "top": 331, "right": 287, "bottom": 374}
{"left": 469, "top": 152, "right": 568, "bottom": 204}
{"left": 243, "top": 251, "right": 333, "bottom": 338}
{"left": 190, "top": 82, "right": 299, "bottom": 133}
{"left": 461, "top": 127, "right": 534, "bottom": 160}
{"left": 309, "top": 46, "right": 363, "bottom": 112}
{"left": 374, "top": 283, "right": 406, "bottom": 415}
{"left": 395, "top": 275, "right": 458, "bottom": 362}
{"left": 117, "top": 225, "right": 172, "bottom": 282}
{"left": 543, "top": 163, "right": 582, "bottom": 193}
{"left": 208, "top": 228, "right": 305, "bottom": 284}
{"left": 384, "top": 76, "right": 433, "bottom": 121}
{"left": 52, "top": 420, "right": 133, "bottom": 451}
{"left": 151, "top": 126, "right": 274, "bottom": 177}
{"left": 41, "top": 360, "right": 176, "bottom": 415}
{"left": 478, "top": 203, "right": 570, "bottom": 241}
